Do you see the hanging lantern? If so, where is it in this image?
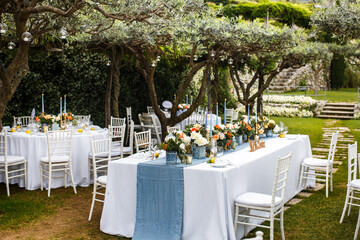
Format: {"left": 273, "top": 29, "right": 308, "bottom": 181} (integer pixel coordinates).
{"left": 151, "top": 60, "right": 156, "bottom": 67}
{"left": 210, "top": 50, "right": 215, "bottom": 57}
{"left": 8, "top": 41, "right": 15, "bottom": 49}
{"left": 59, "top": 27, "right": 68, "bottom": 40}
{"left": 240, "top": 59, "right": 245, "bottom": 63}
{"left": 106, "top": 60, "right": 111, "bottom": 66}
{"left": 193, "top": 55, "right": 198, "bottom": 61}
{"left": 228, "top": 58, "right": 233, "bottom": 65}
{"left": 156, "top": 56, "right": 161, "bottom": 62}
{"left": 0, "top": 22, "right": 8, "bottom": 34}
{"left": 21, "top": 32, "right": 32, "bottom": 42}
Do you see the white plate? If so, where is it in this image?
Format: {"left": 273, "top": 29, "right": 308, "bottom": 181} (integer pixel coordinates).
{"left": 287, "top": 136, "right": 297, "bottom": 140}
{"left": 211, "top": 162, "right": 228, "bottom": 168}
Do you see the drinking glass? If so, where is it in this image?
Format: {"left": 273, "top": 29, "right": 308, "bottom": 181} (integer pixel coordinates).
{"left": 217, "top": 146, "right": 224, "bottom": 159}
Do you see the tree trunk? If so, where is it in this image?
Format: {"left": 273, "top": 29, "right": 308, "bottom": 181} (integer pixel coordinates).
{"left": 257, "top": 74, "right": 264, "bottom": 115}
{"left": 111, "top": 46, "right": 122, "bottom": 118}
{"left": 104, "top": 55, "right": 112, "bottom": 127}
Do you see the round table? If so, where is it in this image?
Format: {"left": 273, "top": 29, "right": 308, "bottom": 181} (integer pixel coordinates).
{"left": 2, "top": 128, "right": 108, "bottom": 190}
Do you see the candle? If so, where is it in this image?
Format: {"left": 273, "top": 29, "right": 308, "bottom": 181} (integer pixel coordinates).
{"left": 174, "top": 94, "right": 176, "bottom": 100}
{"left": 64, "top": 95, "right": 67, "bottom": 113}
{"left": 60, "top": 97, "right": 62, "bottom": 115}
{"left": 216, "top": 103, "right": 218, "bottom": 125}
{"left": 247, "top": 105, "right": 250, "bottom": 124}
{"left": 224, "top": 99, "right": 227, "bottom": 124}
{"left": 42, "top": 93, "right": 44, "bottom": 113}
{"left": 191, "top": 96, "right": 193, "bottom": 105}
{"left": 205, "top": 107, "right": 208, "bottom": 130}
{"left": 209, "top": 113, "right": 213, "bottom": 138}
{"left": 186, "top": 95, "right": 188, "bottom": 104}
{"left": 255, "top": 108, "right": 257, "bottom": 124}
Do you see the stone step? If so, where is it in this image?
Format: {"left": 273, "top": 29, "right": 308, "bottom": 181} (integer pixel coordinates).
{"left": 312, "top": 147, "right": 338, "bottom": 152}
{"left": 323, "top": 106, "right": 355, "bottom": 111}
{"left": 306, "top": 183, "right": 325, "bottom": 191}
{"left": 286, "top": 198, "right": 303, "bottom": 206}
{"left": 323, "top": 138, "right": 354, "bottom": 143}
{"left": 334, "top": 161, "right": 343, "bottom": 165}
{"left": 318, "top": 115, "right": 354, "bottom": 120}
{"left": 297, "top": 192, "right": 313, "bottom": 197}
{"left": 325, "top": 103, "right": 355, "bottom": 107}
{"left": 321, "top": 111, "right": 354, "bottom": 116}
{"left": 312, "top": 154, "right": 326, "bottom": 158}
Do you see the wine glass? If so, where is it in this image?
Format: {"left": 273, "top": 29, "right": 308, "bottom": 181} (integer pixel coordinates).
{"left": 217, "top": 146, "right": 224, "bottom": 159}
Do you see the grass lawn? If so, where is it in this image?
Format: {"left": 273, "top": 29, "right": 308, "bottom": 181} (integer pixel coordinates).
{"left": 270, "top": 88, "right": 360, "bottom": 103}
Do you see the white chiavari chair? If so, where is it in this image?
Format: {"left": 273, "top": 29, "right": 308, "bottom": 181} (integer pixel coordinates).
{"left": 0, "top": 130, "right": 27, "bottom": 196}
{"left": 88, "top": 137, "right": 111, "bottom": 221}
{"left": 40, "top": 130, "right": 76, "bottom": 197}
{"left": 167, "top": 125, "right": 181, "bottom": 134}
{"left": 111, "top": 116, "right": 125, "bottom": 127}
{"left": 299, "top": 131, "right": 339, "bottom": 198}
{"left": 138, "top": 113, "right": 161, "bottom": 144}
{"left": 234, "top": 152, "right": 292, "bottom": 240}
{"left": 134, "top": 130, "right": 152, "bottom": 153}
{"left": 13, "top": 116, "right": 32, "bottom": 127}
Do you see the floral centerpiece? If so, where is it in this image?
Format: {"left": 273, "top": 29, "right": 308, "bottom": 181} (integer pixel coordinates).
{"left": 161, "top": 131, "right": 187, "bottom": 164}
{"left": 178, "top": 103, "right": 190, "bottom": 110}
{"left": 190, "top": 130, "right": 209, "bottom": 159}
{"left": 212, "top": 124, "right": 236, "bottom": 150}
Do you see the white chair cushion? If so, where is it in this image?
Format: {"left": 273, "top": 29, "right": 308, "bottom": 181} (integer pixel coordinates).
{"left": 303, "top": 157, "right": 332, "bottom": 167}
{"left": 0, "top": 155, "right": 26, "bottom": 163}
{"left": 97, "top": 175, "right": 107, "bottom": 185}
{"left": 235, "top": 192, "right": 282, "bottom": 208}
{"left": 349, "top": 179, "right": 360, "bottom": 189}
{"left": 40, "top": 155, "right": 69, "bottom": 163}
{"left": 89, "top": 151, "right": 121, "bottom": 158}
{"left": 122, "top": 147, "right": 132, "bottom": 154}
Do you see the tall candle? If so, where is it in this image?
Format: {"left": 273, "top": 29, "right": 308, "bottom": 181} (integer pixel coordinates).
{"left": 216, "top": 103, "right": 218, "bottom": 125}
{"left": 191, "top": 96, "right": 193, "bottom": 105}
{"left": 174, "top": 94, "right": 176, "bottom": 100}
{"left": 60, "top": 97, "right": 62, "bottom": 115}
{"left": 247, "top": 105, "right": 250, "bottom": 124}
{"left": 224, "top": 99, "right": 227, "bottom": 124}
{"left": 205, "top": 108, "right": 208, "bottom": 130}
{"left": 64, "top": 95, "right": 67, "bottom": 113}
{"left": 209, "top": 113, "right": 213, "bottom": 137}
{"left": 42, "top": 93, "right": 44, "bottom": 113}
{"left": 186, "top": 95, "right": 188, "bottom": 104}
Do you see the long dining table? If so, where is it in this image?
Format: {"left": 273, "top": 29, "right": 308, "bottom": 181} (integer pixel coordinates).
{"left": 100, "top": 135, "right": 312, "bottom": 240}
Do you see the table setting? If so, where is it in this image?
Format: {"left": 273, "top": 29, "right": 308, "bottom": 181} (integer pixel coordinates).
{"left": 100, "top": 114, "right": 313, "bottom": 240}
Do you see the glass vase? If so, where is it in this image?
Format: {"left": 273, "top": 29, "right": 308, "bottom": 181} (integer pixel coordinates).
{"left": 193, "top": 146, "right": 206, "bottom": 159}
{"left": 166, "top": 151, "right": 178, "bottom": 165}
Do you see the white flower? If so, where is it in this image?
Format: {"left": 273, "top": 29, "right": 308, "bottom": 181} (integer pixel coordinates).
{"left": 219, "top": 132, "right": 225, "bottom": 140}
{"left": 180, "top": 143, "right": 185, "bottom": 150}
{"left": 191, "top": 131, "right": 200, "bottom": 140}
{"left": 273, "top": 125, "right": 280, "bottom": 133}
{"left": 183, "top": 136, "right": 191, "bottom": 145}
{"left": 165, "top": 135, "right": 175, "bottom": 142}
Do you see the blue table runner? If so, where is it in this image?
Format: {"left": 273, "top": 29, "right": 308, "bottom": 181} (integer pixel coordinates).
{"left": 132, "top": 141, "right": 254, "bottom": 240}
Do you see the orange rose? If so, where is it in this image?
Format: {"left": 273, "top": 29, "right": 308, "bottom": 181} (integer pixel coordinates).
{"left": 247, "top": 126, "right": 251, "bottom": 130}
{"left": 35, "top": 117, "right": 40, "bottom": 122}
{"left": 179, "top": 133, "right": 184, "bottom": 139}
{"left": 163, "top": 144, "right": 168, "bottom": 150}
{"left": 215, "top": 125, "right": 220, "bottom": 130}
{"left": 191, "top": 128, "right": 197, "bottom": 132}
{"left": 67, "top": 116, "right": 73, "bottom": 121}
{"left": 213, "top": 135, "right": 219, "bottom": 140}
{"left": 227, "top": 132, "right": 231, "bottom": 137}
{"left": 259, "top": 129, "right": 264, "bottom": 134}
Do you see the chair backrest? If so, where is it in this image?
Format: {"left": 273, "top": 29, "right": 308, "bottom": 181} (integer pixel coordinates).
{"left": 134, "top": 130, "right": 152, "bottom": 153}
{"left": 13, "top": 116, "right": 32, "bottom": 127}
{"left": 139, "top": 113, "right": 161, "bottom": 144}
{"left": 109, "top": 125, "right": 126, "bottom": 155}
{"left": 225, "top": 108, "right": 234, "bottom": 123}
{"left": 46, "top": 130, "right": 72, "bottom": 161}
{"left": 348, "top": 142, "right": 358, "bottom": 184}
{"left": 111, "top": 116, "right": 126, "bottom": 127}
{"left": 126, "top": 107, "right": 132, "bottom": 145}
{"left": 327, "top": 131, "right": 339, "bottom": 162}
{"left": 0, "top": 130, "right": 7, "bottom": 163}
{"left": 90, "top": 138, "right": 111, "bottom": 180}
{"left": 167, "top": 125, "right": 181, "bottom": 134}
{"left": 272, "top": 152, "right": 292, "bottom": 206}
{"left": 127, "top": 120, "right": 135, "bottom": 155}
{"left": 232, "top": 110, "right": 239, "bottom": 122}
{"left": 188, "top": 112, "right": 205, "bottom": 125}
{"left": 147, "top": 106, "right": 155, "bottom": 114}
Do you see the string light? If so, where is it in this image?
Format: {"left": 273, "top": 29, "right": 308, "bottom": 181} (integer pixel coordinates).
{"left": 59, "top": 27, "right": 67, "bottom": 40}
{"left": 228, "top": 58, "right": 233, "bottom": 65}
{"left": 151, "top": 60, "right": 156, "bottom": 67}
{"left": 0, "top": 22, "right": 8, "bottom": 34}
{"left": 106, "top": 60, "right": 111, "bottom": 66}
{"left": 156, "top": 56, "right": 161, "bottom": 62}
{"left": 21, "top": 32, "right": 32, "bottom": 42}
{"left": 193, "top": 55, "right": 198, "bottom": 61}
{"left": 8, "top": 41, "right": 15, "bottom": 49}
{"left": 210, "top": 50, "right": 215, "bottom": 57}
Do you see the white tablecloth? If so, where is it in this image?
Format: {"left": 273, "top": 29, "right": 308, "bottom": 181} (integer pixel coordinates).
{"left": 2, "top": 129, "right": 108, "bottom": 190}
{"left": 100, "top": 135, "right": 312, "bottom": 239}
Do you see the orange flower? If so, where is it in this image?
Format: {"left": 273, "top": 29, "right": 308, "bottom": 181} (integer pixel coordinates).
{"left": 227, "top": 132, "right": 231, "bottom": 137}
{"left": 247, "top": 125, "right": 251, "bottom": 131}
{"left": 191, "top": 128, "right": 197, "bottom": 132}
{"left": 226, "top": 140, "right": 231, "bottom": 146}
{"left": 256, "top": 124, "right": 261, "bottom": 129}
{"left": 163, "top": 144, "right": 168, "bottom": 150}
{"left": 215, "top": 125, "right": 220, "bottom": 130}
{"left": 178, "top": 106, "right": 181, "bottom": 109}
{"left": 179, "top": 133, "right": 184, "bottom": 139}
{"left": 213, "top": 135, "right": 219, "bottom": 140}
{"left": 35, "top": 117, "right": 40, "bottom": 122}
{"left": 67, "top": 116, "right": 73, "bottom": 121}
{"left": 259, "top": 129, "right": 264, "bottom": 134}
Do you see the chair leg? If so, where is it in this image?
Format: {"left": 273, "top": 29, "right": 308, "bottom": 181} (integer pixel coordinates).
{"left": 330, "top": 166, "right": 333, "bottom": 192}
{"left": 280, "top": 206, "right": 285, "bottom": 240}
{"left": 5, "top": 166, "right": 10, "bottom": 197}
{"left": 88, "top": 182, "right": 97, "bottom": 221}
{"left": 325, "top": 167, "right": 329, "bottom": 198}
{"left": 340, "top": 188, "right": 351, "bottom": 223}
{"left": 69, "top": 162, "right": 77, "bottom": 194}
{"left": 48, "top": 165, "right": 52, "bottom": 197}
{"left": 24, "top": 161, "right": 27, "bottom": 189}
{"left": 299, "top": 165, "right": 305, "bottom": 190}
{"left": 233, "top": 205, "right": 239, "bottom": 234}
{"left": 64, "top": 166, "right": 67, "bottom": 188}
{"left": 40, "top": 163, "right": 44, "bottom": 191}
{"left": 349, "top": 191, "right": 354, "bottom": 216}
{"left": 270, "top": 210, "right": 274, "bottom": 240}
{"left": 355, "top": 209, "right": 360, "bottom": 240}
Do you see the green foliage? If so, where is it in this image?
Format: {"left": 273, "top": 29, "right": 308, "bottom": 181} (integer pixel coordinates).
{"left": 222, "top": 1, "right": 312, "bottom": 28}
{"left": 344, "top": 66, "right": 360, "bottom": 88}
{"left": 330, "top": 54, "right": 347, "bottom": 90}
